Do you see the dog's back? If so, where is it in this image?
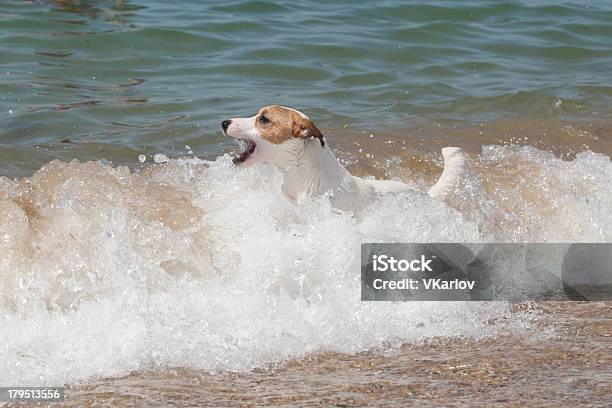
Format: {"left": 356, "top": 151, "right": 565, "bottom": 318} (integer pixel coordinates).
{"left": 363, "top": 147, "right": 468, "bottom": 199}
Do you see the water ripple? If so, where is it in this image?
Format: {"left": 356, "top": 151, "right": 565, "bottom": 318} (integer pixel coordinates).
{"left": 1, "top": 0, "right": 612, "bottom": 175}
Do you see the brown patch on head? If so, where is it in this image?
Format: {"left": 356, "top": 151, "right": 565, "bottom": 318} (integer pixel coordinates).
{"left": 255, "top": 105, "right": 325, "bottom": 147}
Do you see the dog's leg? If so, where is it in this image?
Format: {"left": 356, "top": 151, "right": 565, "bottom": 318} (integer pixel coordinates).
{"left": 428, "top": 147, "right": 468, "bottom": 199}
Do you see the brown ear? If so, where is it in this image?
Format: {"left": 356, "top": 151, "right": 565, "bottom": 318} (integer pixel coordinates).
{"left": 293, "top": 119, "right": 325, "bottom": 147}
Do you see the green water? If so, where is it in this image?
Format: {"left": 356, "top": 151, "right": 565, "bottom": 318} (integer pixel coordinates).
{"left": 1, "top": 0, "right": 612, "bottom": 176}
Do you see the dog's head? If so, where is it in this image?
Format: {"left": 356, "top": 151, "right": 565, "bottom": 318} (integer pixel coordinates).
{"left": 222, "top": 105, "right": 325, "bottom": 167}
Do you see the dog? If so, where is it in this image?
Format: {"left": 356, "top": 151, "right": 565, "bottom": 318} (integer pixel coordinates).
{"left": 222, "top": 105, "right": 468, "bottom": 215}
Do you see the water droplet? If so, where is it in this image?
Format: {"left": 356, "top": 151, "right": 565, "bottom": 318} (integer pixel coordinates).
{"left": 154, "top": 153, "right": 169, "bottom": 163}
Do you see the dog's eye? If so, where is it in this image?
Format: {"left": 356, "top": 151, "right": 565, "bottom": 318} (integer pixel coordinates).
{"left": 259, "top": 115, "right": 270, "bottom": 124}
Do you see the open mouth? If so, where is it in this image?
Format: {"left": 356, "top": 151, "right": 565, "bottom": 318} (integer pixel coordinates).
{"left": 232, "top": 139, "right": 256, "bottom": 164}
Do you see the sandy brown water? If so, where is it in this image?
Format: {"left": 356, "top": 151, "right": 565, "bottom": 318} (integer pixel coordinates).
{"left": 39, "top": 302, "right": 608, "bottom": 407}
{"left": 3, "top": 115, "right": 612, "bottom": 180}
{"left": 333, "top": 117, "right": 612, "bottom": 179}
{"left": 2, "top": 118, "right": 611, "bottom": 407}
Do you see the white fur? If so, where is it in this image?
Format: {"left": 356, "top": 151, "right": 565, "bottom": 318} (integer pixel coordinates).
{"left": 223, "top": 109, "right": 468, "bottom": 215}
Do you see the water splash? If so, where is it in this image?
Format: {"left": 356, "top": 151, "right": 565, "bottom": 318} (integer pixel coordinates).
{"left": 0, "top": 145, "right": 609, "bottom": 385}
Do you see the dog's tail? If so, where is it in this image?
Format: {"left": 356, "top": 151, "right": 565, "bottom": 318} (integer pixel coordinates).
{"left": 428, "top": 147, "right": 468, "bottom": 199}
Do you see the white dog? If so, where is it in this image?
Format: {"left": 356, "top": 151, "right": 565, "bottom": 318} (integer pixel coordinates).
{"left": 222, "top": 105, "right": 467, "bottom": 215}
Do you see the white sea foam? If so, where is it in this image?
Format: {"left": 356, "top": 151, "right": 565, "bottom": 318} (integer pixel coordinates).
{"left": 0, "top": 146, "right": 609, "bottom": 385}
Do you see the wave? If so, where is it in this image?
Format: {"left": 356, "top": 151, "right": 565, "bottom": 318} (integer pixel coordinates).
{"left": 0, "top": 145, "right": 610, "bottom": 385}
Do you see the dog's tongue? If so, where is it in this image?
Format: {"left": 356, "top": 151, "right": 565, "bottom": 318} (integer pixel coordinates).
{"left": 232, "top": 140, "right": 256, "bottom": 164}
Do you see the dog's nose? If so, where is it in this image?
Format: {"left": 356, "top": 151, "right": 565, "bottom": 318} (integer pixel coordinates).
{"left": 221, "top": 119, "right": 232, "bottom": 131}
